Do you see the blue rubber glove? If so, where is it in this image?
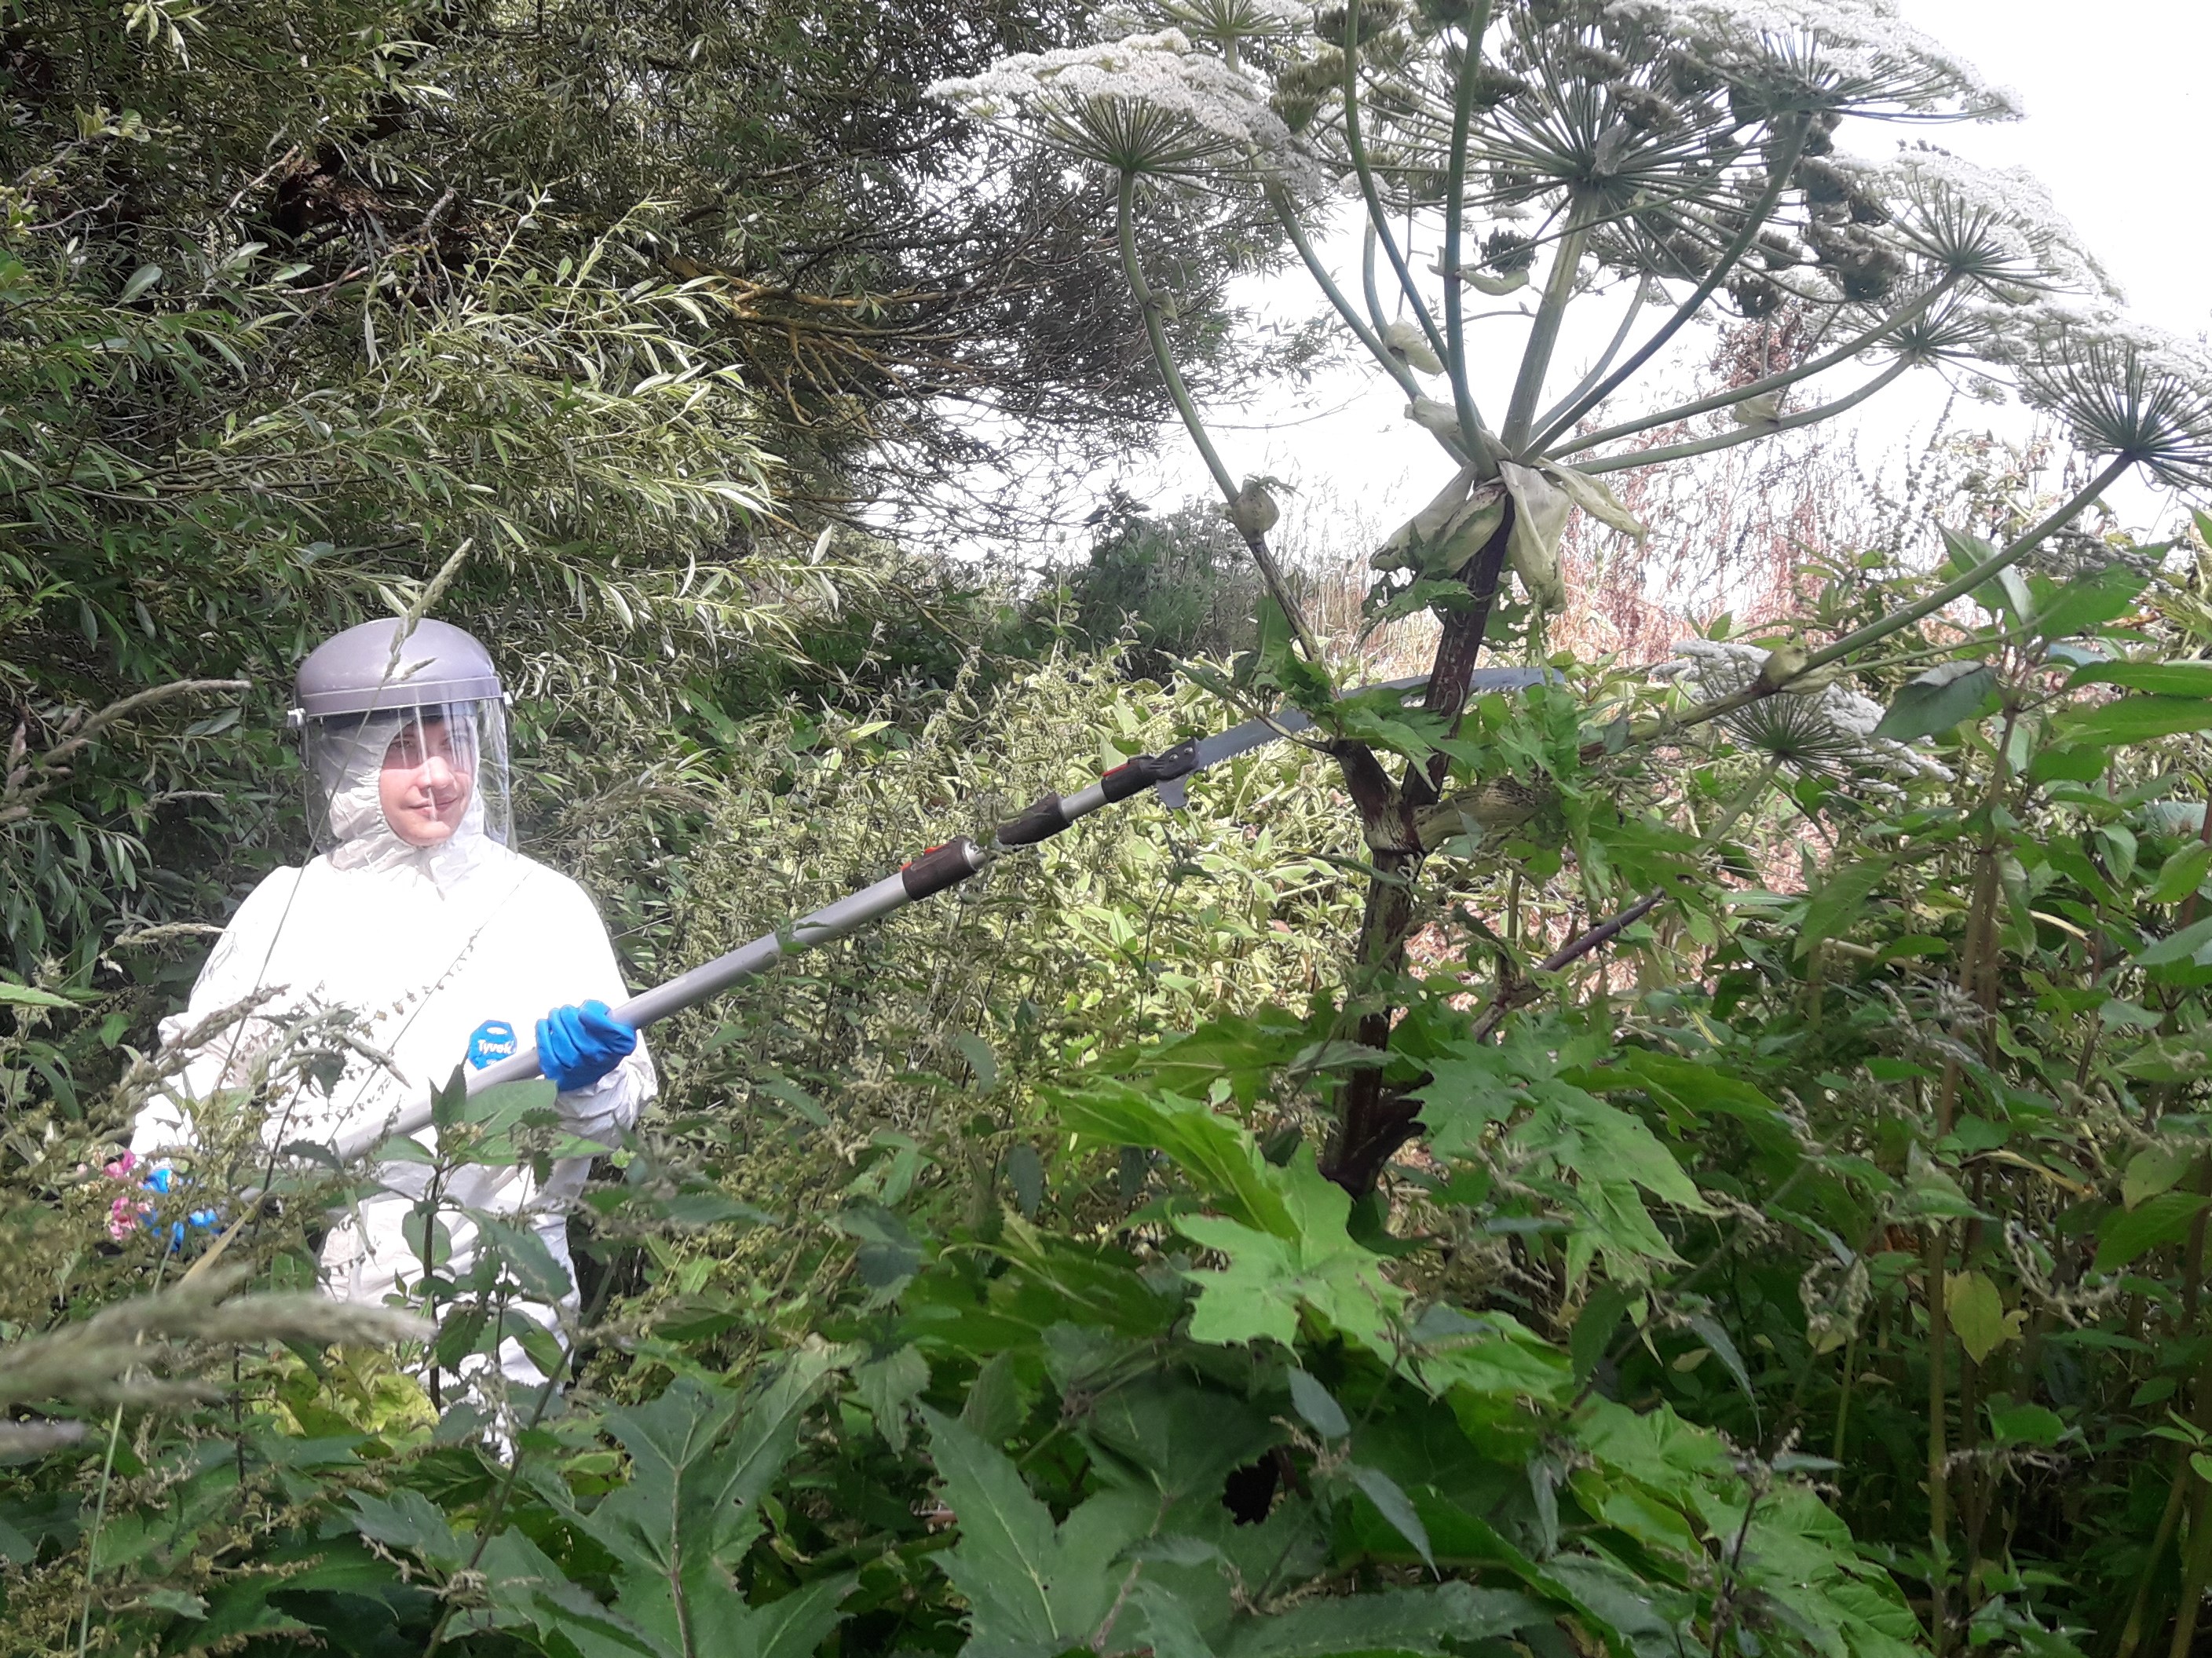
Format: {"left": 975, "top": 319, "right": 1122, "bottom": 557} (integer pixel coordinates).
{"left": 536, "top": 999, "right": 637, "bottom": 1093}
{"left": 141, "top": 1164, "right": 220, "bottom": 1251}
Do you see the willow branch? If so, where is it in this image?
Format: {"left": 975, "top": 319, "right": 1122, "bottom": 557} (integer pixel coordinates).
{"left": 1470, "top": 757, "right": 1780, "bottom": 1037}
{"left": 1466, "top": 886, "right": 1667, "bottom": 1039}
{"left": 0, "top": 679, "right": 251, "bottom": 829}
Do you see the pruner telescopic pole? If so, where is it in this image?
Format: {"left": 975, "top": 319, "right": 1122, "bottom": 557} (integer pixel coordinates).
{"left": 322, "top": 670, "right": 1546, "bottom": 1166}
{"left": 323, "top": 729, "right": 1221, "bottom": 1161}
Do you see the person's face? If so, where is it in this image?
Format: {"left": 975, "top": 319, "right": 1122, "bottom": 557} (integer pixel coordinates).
{"left": 378, "top": 716, "right": 473, "bottom": 846}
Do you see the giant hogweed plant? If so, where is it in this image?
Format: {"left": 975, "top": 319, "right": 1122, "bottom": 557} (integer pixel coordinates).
{"left": 929, "top": 0, "right": 2210, "bottom": 1178}
{"left": 31, "top": 572, "right": 2212, "bottom": 1658}
{"left": 916, "top": 0, "right": 2212, "bottom": 1652}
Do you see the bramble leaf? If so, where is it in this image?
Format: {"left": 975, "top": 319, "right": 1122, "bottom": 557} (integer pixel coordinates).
{"left": 2124, "top": 1146, "right": 2192, "bottom": 1211}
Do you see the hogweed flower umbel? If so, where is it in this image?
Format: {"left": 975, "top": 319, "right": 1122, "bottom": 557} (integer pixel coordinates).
{"left": 1097, "top": 0, "right": 1312, "bottom": 52}
{"left": 1603, "top": 0, "right": 2023, "bottom": 120}
{"left": 1660, "top": 640, "right": 1954, "bottom": 789}
{"left": 1997, "top": 303, "right": 2212, "bottom": 489}
{"left": 1871, "top": 148, "right": 2109, "bottom": 296}
{"left": 928, "top": 31, "right": 1324, "bottom": 193}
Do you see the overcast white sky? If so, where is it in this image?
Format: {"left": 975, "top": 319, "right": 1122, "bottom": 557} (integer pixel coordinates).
{"left": 1063, "top": 1, "right": 2212, "bottom": 571}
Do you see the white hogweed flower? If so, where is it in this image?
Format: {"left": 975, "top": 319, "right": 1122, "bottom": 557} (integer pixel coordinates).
{"left": 1603, "top": 0, "right": 2021, "bottom": 121}
{"left": 1866, "top": 148, "right": 2111, "bottom": 298}
{"left": 1096, "top": 0, "right": 1311, "bottom": 49}
{"left": 928, "top": 31, "right": 1324, "bottom": 194}
{"left": 1659, "top": 640, "right": 1954, "bottom": 786}
{"left": 1988, "top": 301, "right": 2212, "bottom": 488}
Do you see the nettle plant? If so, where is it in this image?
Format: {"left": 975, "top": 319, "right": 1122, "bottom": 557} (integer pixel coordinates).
{"left": 933, "top": 2, "right": 2212, "bottom": 1189}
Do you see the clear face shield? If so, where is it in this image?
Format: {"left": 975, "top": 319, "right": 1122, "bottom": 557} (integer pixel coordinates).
{"left": 299, "top": 699, "right": 513, "bottom": 858}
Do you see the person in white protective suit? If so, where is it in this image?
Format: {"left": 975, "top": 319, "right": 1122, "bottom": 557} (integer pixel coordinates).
{"left": 129, "top": 618, "right": 656, "bottom": 1386}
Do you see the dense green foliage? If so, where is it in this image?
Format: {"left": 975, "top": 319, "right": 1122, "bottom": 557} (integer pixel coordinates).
{"left": 12, "top": 2, "right": 2212, "bottom": 1658}
{"left": 1057, "top": 495, "right": 1268, "bottom": 677}
{"left": 0, "top": 0, "right": 1263, "bottom": 980}
{"left": 25, "top": 528, "right": 2212, "bottom": 1658}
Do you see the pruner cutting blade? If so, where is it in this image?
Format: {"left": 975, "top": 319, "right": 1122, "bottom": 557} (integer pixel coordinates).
{"left": 1152, "top": 667, "right": 1554, "bottom": 809}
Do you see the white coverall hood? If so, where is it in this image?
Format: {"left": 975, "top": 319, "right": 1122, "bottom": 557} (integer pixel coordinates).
{"left": 312, "top": 712, "right": 496, "bottom": 884}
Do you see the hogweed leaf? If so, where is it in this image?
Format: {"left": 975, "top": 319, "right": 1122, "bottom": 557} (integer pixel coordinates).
{"left": 922, "top": 1407, "right": 1153, "bottom": 1658}
{"left": 1221, "top": 1583, "right": 1540, "bottom": 1658}
{"left": 1174, "top": 1148, "right": 1405, "bottom": 1361}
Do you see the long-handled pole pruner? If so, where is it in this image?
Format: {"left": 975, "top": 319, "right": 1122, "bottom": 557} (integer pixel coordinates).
{"left": 324, "top": 671, "right": 1548, "bottom": 1164}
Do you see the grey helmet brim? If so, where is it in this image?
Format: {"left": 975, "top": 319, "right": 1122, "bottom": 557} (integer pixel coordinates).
{"left": 290, "top": 618, "right": 504, "bottom": 725}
